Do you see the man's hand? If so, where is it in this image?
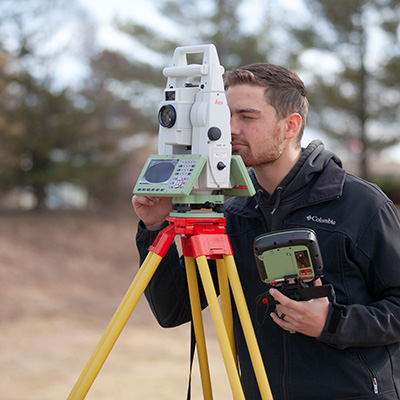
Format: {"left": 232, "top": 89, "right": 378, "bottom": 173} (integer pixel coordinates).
{"left": 132, "top": 195, "right": 172, "bottom": 231}
{"left": 269, "top": 279, "right": 329, "bottom": 337}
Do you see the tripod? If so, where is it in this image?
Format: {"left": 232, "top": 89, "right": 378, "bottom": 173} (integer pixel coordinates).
{"left": 67, "top": 212, "right": 274, "bottom": 400}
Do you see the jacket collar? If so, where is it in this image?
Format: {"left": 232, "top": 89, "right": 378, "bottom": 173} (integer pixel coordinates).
{"left": 225, "top": 141, "right": 346, "bottom": 218}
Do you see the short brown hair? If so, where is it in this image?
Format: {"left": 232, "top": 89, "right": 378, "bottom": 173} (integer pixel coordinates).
{"left": 224, "top": 63, "right": 309, "bottom": 145}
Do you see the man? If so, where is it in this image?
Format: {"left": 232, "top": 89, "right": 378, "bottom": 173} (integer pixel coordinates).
{"left": 133, "top": 63, "right": 400, "bottom": 399}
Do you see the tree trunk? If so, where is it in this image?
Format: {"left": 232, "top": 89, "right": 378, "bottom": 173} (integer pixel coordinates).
{"left": 33, "top": 184, "right": 46, "bottom": 212}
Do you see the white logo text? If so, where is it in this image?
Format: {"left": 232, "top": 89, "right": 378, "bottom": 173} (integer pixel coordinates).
{"left": 306, "top": 215, "right": 336, "bottom": 225}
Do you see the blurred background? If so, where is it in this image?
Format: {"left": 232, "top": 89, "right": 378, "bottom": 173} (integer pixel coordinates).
{"left": 0, "top": 0, "right": 399, "bottom": 399}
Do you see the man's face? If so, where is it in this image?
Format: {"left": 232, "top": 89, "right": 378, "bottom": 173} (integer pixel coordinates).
{"left": 226, "top": 84, "right": 287, "bottom": 168}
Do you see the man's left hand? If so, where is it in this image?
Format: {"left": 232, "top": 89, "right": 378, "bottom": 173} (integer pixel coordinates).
{"left": 269, "top": 278, "right": 329, "bottom": 337}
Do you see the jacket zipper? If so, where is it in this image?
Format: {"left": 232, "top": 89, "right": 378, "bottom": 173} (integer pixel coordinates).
{"left": 356, "top": 349, "right": 379, "bottom": 394}
{"left": 372, "top": 378, "right": 378, "bottom": 394}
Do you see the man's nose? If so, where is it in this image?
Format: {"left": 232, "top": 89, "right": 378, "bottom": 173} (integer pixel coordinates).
{"left": 230, "top": 116, "right": 239, "bottom": 136}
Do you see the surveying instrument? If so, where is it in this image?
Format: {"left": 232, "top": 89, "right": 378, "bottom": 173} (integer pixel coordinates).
{"left": 67, "top": 44, "right": 273, "bottom": 400}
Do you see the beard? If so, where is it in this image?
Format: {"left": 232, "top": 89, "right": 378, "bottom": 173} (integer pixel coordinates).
{"left": 232, "top": 125, "right": 285, "bottom": 168}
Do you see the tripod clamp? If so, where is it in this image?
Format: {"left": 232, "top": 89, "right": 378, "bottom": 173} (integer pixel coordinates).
{"left": 172, "top": 200, "right": 225, "bottom": 213}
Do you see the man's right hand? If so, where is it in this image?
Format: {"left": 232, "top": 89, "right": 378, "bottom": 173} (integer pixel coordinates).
{"left": 132, "top": 195, "right": 173, "bottom": 231}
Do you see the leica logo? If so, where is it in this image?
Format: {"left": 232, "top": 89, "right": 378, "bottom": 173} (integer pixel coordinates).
{"left": 306, "top": 215, "right": 336, "bottom": 225}
{"left": 215, "top": 99, "right": 224, "bottom": 105}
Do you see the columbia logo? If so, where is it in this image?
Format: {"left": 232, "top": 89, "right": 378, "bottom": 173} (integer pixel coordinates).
{"left": 306, "top": 215, "right": 337, "bottom": 225}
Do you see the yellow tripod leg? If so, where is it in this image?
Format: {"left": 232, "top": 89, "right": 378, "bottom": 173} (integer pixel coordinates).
{"left": 67, "top": 251, "right": 163, "bottom": 400}
{"left": 67, "top": 250, "right": 154, "bottom": 399}
{"left": 196, "top": 255, "right": 245, "bottom": 400}
{"left": 224, "top": 255, "right": 274, "bottom": 400}
{"left": 216, "top": 258, "right": 237, "bottom": 366}
{"left": 185, "top": 256, "right": 213, "bottom": 400}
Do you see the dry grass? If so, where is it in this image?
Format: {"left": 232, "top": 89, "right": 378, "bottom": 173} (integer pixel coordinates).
{"left": 0, "top": 207, "right": 230, "bottom": 400}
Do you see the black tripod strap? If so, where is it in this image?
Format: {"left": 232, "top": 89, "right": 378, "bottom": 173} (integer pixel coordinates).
{"left": 186, "top": 320, "right": 196, "bottom": 400}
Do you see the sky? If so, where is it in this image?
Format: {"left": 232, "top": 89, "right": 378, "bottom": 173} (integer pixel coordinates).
{"left": 79, "top": 0, "right": 155, "bottom": 22}
{"left": 74, "top": 0, "right": 400, "bottom": 165}
{"left": 78, "top": 0, "right": 175, "bottom": 48}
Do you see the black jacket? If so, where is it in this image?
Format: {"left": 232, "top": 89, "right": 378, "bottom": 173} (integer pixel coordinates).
{"left": 136, "top": 141, "right": 400, "bottom": 400}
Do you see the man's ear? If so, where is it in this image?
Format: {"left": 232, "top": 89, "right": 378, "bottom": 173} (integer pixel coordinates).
{"left": 284, "top": 113, "right": 302, "bottom": 139}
